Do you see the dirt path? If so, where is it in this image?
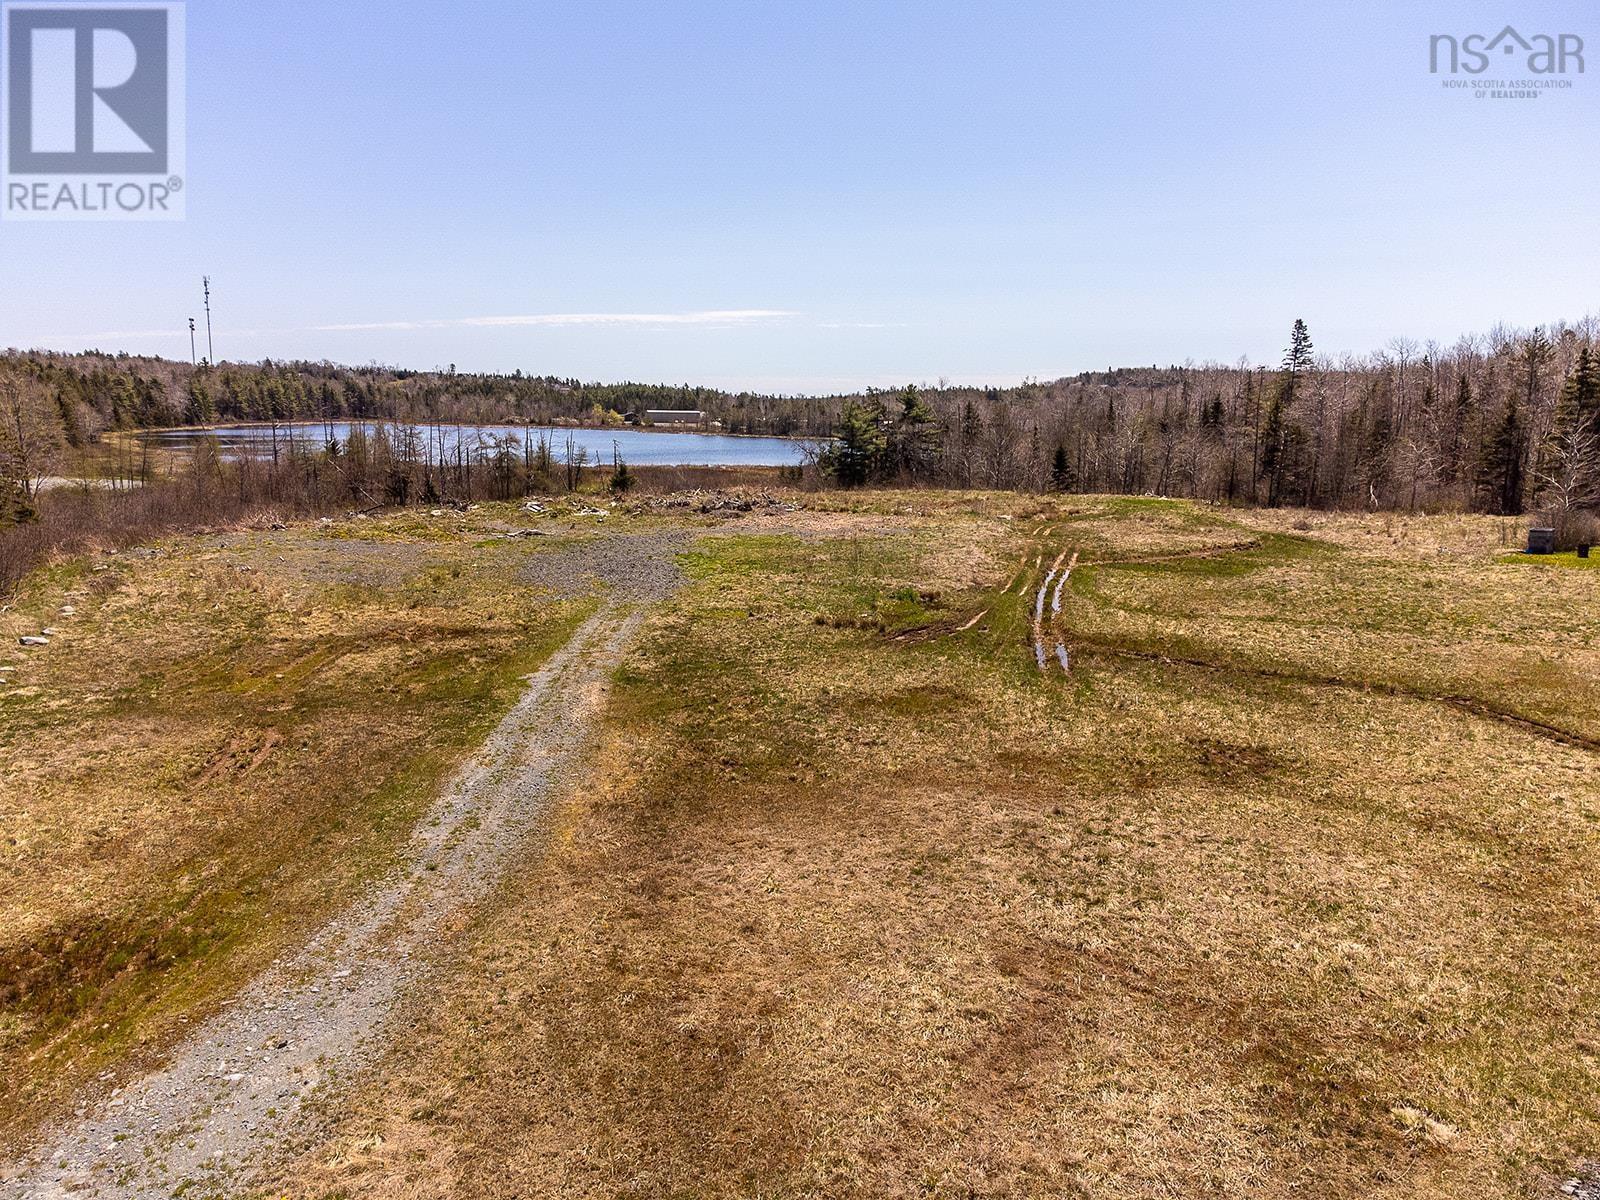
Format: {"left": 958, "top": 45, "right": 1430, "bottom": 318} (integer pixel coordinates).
{"left": 1, "top": 537, "right": 681, "bottom": 1200}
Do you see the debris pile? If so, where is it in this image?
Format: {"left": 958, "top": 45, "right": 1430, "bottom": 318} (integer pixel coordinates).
{"left": 626, "top": 489, "right": 801, "bottom": 517}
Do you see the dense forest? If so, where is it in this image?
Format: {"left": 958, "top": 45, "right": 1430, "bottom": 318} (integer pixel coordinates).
{"left": 827, "top": 318, "right": 1599, "bottom": 533}
{"left": 3, "top": 316, "right": 1599, "bottom": 537}
{"left": 0, "top": 351, "right": 838, "bottom": 440}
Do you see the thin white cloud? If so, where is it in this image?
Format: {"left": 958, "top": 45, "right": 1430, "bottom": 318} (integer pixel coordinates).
{"left": 65, "top": 329, "right": 181, "bottom": 340}
{"left": 32, "top": 309, "right": 916, "bottom": 358}
{"left": 35, "top": 310, "right": 911, "bottom": 345}
{"left": 31, "top": 326, "right": 275, "bottom": 343}
{"left": 315, "top": 309, "right": 801, "bottom": 332}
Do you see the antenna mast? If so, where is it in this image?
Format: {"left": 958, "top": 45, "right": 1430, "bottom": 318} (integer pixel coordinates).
{"left": 202, "top": 276, "right": 214, "bottom": 365}
{"left": 188, "top": 317, "right": 197, "bottom": 366}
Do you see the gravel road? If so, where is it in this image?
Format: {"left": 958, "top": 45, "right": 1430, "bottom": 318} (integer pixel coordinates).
{"left": 0, "top": 533, "right": 684, "bottom": 1200}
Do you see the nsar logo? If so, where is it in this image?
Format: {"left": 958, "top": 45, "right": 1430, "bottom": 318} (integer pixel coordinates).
{"left": 1430, "top": 25, "right": 1584, "bottom": 75}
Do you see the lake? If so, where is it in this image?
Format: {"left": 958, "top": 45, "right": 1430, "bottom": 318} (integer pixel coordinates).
{"left": 140, "top": 423, "right": 817, "bottom": 468}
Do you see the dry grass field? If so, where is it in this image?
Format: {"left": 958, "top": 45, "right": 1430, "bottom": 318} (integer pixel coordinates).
{"left": 0, "top": 507, "right": 617, "bottom": 1141}
{"left": 4, "top": 492, "right": 1599, "bottom": 1198}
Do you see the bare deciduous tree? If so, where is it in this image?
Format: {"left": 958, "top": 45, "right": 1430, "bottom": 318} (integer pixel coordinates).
{"left": 1534, "top": 422, "right": 1600, "bottom": 531}
{"left": 0, "top": 372, "right": 63, "bottom": 510}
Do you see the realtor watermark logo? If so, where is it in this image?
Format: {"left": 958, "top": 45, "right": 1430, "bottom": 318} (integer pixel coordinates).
{"left": 1, "top": 2, "right": 184, "bottom": 220}
{"left": 1430, "top": 25, "right": 1584, "bottom": 100}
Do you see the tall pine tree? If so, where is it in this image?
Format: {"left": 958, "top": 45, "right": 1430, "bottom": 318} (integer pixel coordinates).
{"left": 1260, "top": 319, "right": 1314, "bottom": 506}
{"left": 821, "top": 397, "right": 887, "bottom": 488}
{"left": 1556, "top": 345, "right": 1600, "bottom": 439}
{"left": 1478, "top": 396, "right": 1527, "bottom": 516}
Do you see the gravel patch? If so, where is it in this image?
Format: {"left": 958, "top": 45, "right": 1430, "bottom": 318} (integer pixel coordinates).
{"left": 518, "top": 531, "right": 688, "bottom": 601}
{"left": 0, "top": 534, "right": 685, "bottom": 1199}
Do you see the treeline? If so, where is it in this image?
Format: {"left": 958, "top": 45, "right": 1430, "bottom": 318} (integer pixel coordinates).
{"left": 0, "top": 349, "right": 838, "bottom": 442}
{"left": 821, "top": 318, "right": 1600, "bottom": 533}
{"left": 5, "top": 315, "right": 1600, "bottom": 531}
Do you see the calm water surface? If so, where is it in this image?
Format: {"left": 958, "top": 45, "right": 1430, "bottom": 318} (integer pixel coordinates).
{"left": 142, "top": 422, "right": 815, "bottom": 467}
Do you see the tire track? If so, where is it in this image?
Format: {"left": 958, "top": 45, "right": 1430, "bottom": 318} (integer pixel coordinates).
{"left": 1032, "top": 550, "right": 1077, "bottom": 674}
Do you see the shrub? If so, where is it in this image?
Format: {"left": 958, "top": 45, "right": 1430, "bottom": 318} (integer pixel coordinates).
{"left": 1552, "top": 508, "right": 1600, "bottom": 551}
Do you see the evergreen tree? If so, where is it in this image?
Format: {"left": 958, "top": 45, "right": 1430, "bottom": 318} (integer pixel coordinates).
{"left": 184, "top": 378, "right": 216, "bottom": 426}
{"left": 1050, "top": 445, "right": 1074, "bottom": 492}
{"left": 609, "top": 456, "right": 636, "bottom": 494}
{"left": 1260, "top": 319, "right": 1314, "bottom": 506}
{"left": 1, "top": 480, "right": 38, "bottom": 526}
{"left": 108, "top": 374, "right": 136, "bottom": 429}
{"left": 1519, "top": 327, "right": 1554, "bottom": 411}
{"left": 1283, "top": 319, "right": 1315, "bottom": 385}
{"left": 821, "top": 397, "right": 887, "bottom": 487}
{"left": 1557, "top": 345, "right": 1600, "bottom": 438}
{"left": 1478, "top": 397, "right": 1527, "bottom": 515}
{"left": 886, "top": 385, "right": 941, "bottom": 479}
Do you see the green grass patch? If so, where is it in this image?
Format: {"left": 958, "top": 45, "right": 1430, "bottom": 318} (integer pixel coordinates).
{"left": 1499, "top": 551, "right": 1600, "bottom": 570}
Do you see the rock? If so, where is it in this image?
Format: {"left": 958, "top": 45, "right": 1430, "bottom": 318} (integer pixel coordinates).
{"left": 19, "top": 637, "right": 49, "bottom": 647}
{"left": 41, "top": 628, "right": 60, "bottom": 637}
{"left": 59, "top": 606, "right": 76, "bottom": 616}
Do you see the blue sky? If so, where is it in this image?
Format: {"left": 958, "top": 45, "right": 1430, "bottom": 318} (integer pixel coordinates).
{"left": 1, "top": 0, "right": 1596, "bottom": 393}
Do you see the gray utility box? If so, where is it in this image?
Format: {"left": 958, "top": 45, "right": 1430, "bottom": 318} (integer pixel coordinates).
{"left": 1528, "top": 528, "right": 1556, "bottom": 555}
